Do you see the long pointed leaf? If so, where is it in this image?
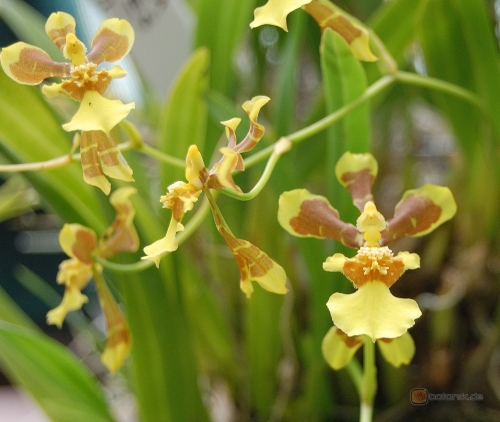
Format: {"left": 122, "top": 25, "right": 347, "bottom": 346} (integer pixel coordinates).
{"left": 0, "top": 321, "right": 115, "bottom": 422}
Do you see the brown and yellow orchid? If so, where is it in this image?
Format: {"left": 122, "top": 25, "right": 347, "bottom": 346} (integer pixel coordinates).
{"left": 0, "top": 11, "right": 135, "bottom": 194}
{"left": 143, "top": 96, "right": 287, "bottom": 298}
{"left": 47, "top": 187, "right": 139, "bottom": 372}
{"left": 278, "top": 151, "right": 456, "bottom": 342}
{"left": 250, "top": 0, "right": 376, "bottom": 61}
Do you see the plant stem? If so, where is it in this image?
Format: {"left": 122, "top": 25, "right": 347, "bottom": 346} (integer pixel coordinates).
{"left": 395, "top": 70, "right": 483, "bottom": 108}
{"left": 359, "top": 339, "right": 377, "bottom": 422}
{"left": 220, "top": 137, "right": 292, "bottom": 201}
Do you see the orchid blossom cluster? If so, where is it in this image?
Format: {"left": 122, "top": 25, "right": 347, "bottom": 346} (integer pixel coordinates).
{"left": 0, "top": 11, "right": 135, "bottom": 195}
{"left": 48, "top": 187, "right": 139, "bottom": 372}
{"left": 143, "top": 96, "right": 288, "bottom": 298}
{"left": 278, "top": 152, "right": 456, "bottom": 368}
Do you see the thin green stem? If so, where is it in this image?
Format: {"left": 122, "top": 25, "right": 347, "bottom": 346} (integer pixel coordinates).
{"left": 220, "top": 137, "right": 292, "bottom": 201}
{"left": 395, "top": 70, "right": 483, "bottom": 108}
{"left": 137, "top": 143, "right": 186, "bottom": 168}
{"left": 345, "top": 358, "right": 363, "bottom": 395}
{"left": 359, "top": 339, "right": 377, "bottom": 422}
{"left": 243, "top": 75, "right": 397, "bottom": 169}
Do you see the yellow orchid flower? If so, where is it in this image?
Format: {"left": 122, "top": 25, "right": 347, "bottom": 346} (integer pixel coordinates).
{"left": 143, "top": 97, "right": 287, "bottom": 298}
{"left": 278, "top": 151, "right": 456, "bottom": 342}
{"left": 47, "top": 187, "right": 138, "bottom": 372}
{"left": 0, "top": 11, "right": 135, "bottom": 194}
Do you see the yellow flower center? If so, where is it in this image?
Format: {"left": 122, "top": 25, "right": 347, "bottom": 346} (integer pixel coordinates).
{"left": 356, "top": 201, "right": 386, "bottom": 247}
{"left": 63, "top": 32, "right": 87, "bottom": 66}
{"left": 70, "top": 63, "right": 99, "bottom": 87}
{"left": 343, "top": 246, "right": 405, "bottom": 288}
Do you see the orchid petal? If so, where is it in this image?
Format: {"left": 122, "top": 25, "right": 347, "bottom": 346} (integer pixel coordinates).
{"left": 80, "top": 131, "right": 112, "bottom": 195}
{"left": 0, "top": 42, "right": 70, "bottom": 85}
{"left": 87, "top": 18, "right": 135, "bottom": 64}
{"left": 59, "top": 223, "right": 97, "bottom": 264}
{"left": 96, "top": 275, "right": 132, "bottom": 373}
{"left": 381, "top": 184, "right": 457, "bottom": 245}
{"left": 62, "top": 91, "right": 134, "bottom": 135}
{"left": 142, "top": 217, "right": 182, "bottom": 267}
{"left": 45, "top": 11, "right": 76, "bottom": 50}
{"left": 46, "top": 286, "right": 89, "bottom": 328}
{"left": 99, "top": 187, "right": 139, "bottom": 258}
{"left": 96, "top": 132, "right": 134, "bottom": 182}
{"left": 327, "top": 281, "right": 422, "bottom": 341}
{"left": 278, "top": 189, "right": 362, "bottom": 248}
{"left": 335, "top": 152, "right": 378, "bottom": 212}
{"left": 303, "top": 1, "right": 377, "bottom": 61}
{"left": 322, "top": 326, "right": 363, "bottom": 370}
{"left": 250, "top": 0, "right": 312, "bottom": 31}
{"left": 377, "top": 332, "right": 415, "bottom": 367}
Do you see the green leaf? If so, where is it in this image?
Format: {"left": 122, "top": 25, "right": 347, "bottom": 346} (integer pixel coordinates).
{"left": 194, "top": 0, "right": 256, "bottom": 93}
{"left": 0, "top": 321, "right": 115, "bottom": 422}
{"left": 367, "top": 0, "right": 425, "bottom": 82}
{"left": 159, "top": 47, "right": 210, "bottom": 188}
{"left": 0, "top": 286, "right": 38, "bottom": 331}
{"left": 320, "top": 28, "right": 370, "bottom": 217}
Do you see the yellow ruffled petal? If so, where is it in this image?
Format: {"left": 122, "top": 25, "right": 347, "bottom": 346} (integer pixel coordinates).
{"left": 250, "top": 0, "right": 312, "bottom": 31}
{"left": 59, "top": 223, "right": 97, "bottom": 264}
{"left": 377, "top": 332, "right": 415, "bottom": 367}
{"left": 46, "top": 287, "right": 89, "bottom": 328}
{"left": 398, "top": 251, "right": 420, "bottom": 271}
{"left": 322, "top": 326, "right": 363, "bottom": 370}
{"left": 56, "top": 258, "right": 93, "bottom": 289}
{"left": 326, "top": 281, "right": 422, "bottom": 341}
{"left": 87, "top": 18, "right": 135, "bottom": 64}
{"left": 142, "top": 217, "right": 182, "bottom": 267}
{"left": 323, "top": 253, "right": 347, "bottom": 272}
{"left": 62, "top": 91, "right": 134, "bottom": 135}
{"left": 45, "top": 11, "right": 76, "bottom": 50}
{"left": 0, "top": 42, "right": 70, "bottom": 85}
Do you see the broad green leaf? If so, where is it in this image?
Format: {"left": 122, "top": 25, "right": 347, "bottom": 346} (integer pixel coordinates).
{"left": 194, "top": 0, "right": 256, "bottom": 94}
{"left": 320, "top": 28, "right": 370, "bottom": 218}
{"left": 0, "top": 175, "right": 38, "bottom": 223}
{"left": 367, "top": 0, "right": 425, "bottom": 82}
{"left": 0, "top": 286, "right": 38, "bottom": 330}
{"left": 0, "top": 69, "right": 107, "bottom": 231}
{"left": 159, "top": 47, "right": 209, "bottom": 188}
{"left": 0, "top": 321, "right": 115, "bottom": 422}
{"left": 244, "top": 189, "right": 284, "bottom": 418}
